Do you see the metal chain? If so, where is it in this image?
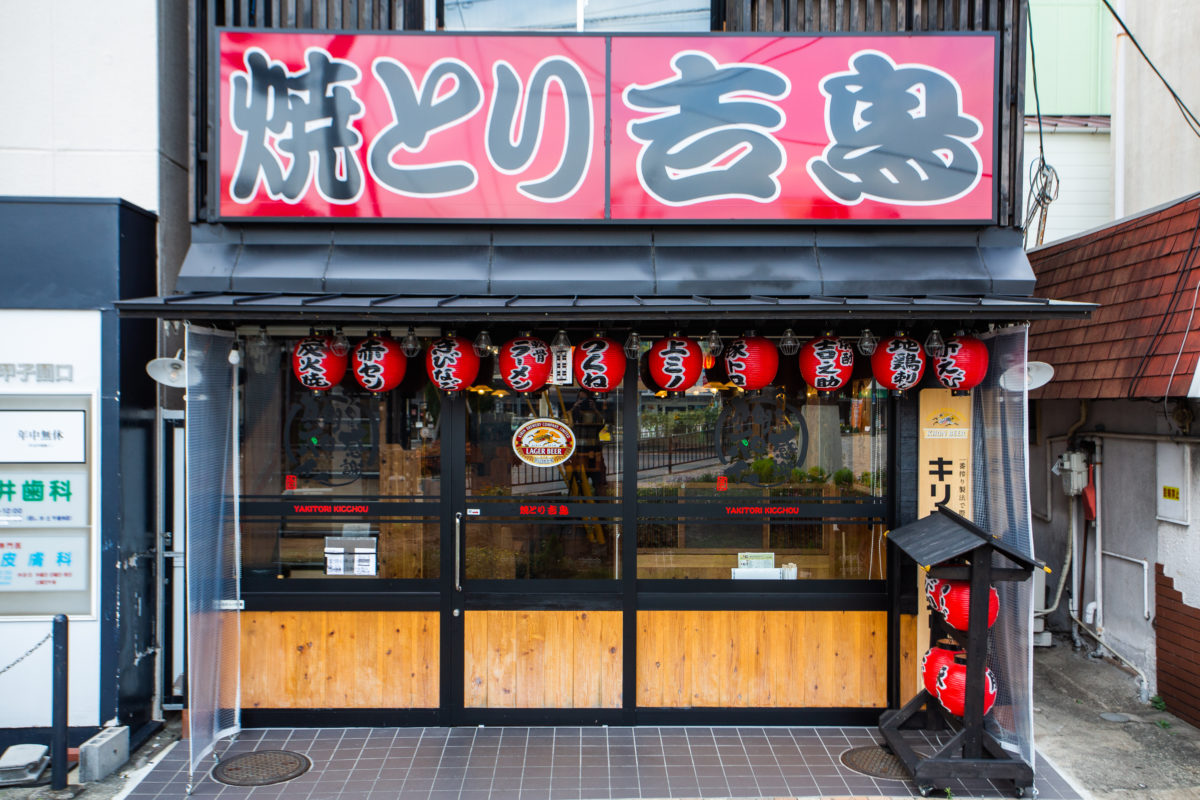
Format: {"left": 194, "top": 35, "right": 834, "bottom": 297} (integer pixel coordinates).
{"left": 0, "top": 631, "right": 52, "bottom": 677}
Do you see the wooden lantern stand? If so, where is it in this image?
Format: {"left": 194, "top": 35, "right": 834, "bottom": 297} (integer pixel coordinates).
{"left": 879, "top": 507, "right": 1042, "bottom": 798}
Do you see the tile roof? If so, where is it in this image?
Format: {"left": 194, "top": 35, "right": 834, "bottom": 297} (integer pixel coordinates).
{"left": 1023, "top": 114, "right": 1112, "bottom": 132}
{"left": 1029, "top": 193, "right": 1200, "bottom": 400}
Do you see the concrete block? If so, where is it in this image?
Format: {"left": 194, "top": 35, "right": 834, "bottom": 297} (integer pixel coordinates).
{"left": 78, "top": 726, "right": 128, "bottom": 783}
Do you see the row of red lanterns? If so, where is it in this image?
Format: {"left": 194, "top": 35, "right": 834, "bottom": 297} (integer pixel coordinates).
{"left": 292, "top": 333, "right": 629, "bottom": 394}
{"left": 292, "top": 331, "right": 990, "bottom": 395}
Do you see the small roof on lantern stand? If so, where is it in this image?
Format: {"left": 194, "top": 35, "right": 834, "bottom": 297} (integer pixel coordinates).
{"left": 886, "top": 505, "right": 1041, "bottom": 578}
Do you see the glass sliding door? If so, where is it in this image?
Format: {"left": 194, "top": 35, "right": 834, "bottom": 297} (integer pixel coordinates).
{"left": 446, "top": 360, "right": 625, "bottom": 722}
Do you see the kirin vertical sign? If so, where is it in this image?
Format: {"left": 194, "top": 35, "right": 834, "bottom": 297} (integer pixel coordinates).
{"left": 918, "top": 388, "right": 973, "bottom": 520}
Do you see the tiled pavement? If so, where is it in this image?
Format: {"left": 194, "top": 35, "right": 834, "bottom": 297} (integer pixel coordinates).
{"left": 129, "top": 727, "right": 1081, "bottom": 800}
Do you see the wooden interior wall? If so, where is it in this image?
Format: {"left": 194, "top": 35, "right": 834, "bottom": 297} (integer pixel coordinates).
{"left": 1154, "top": 564, "right": 1200, "bottom": 728}
{"left": 637, "top": 610, "right": 887, "bottom": 708}
{"left": 463, "top": 610, "right": 622, "bottom": 709}
{"left": 241, "top": 611, "right": 439, "bottom": 708}
{"left": 899, "top": 612, "right": 918, "bottom": 704}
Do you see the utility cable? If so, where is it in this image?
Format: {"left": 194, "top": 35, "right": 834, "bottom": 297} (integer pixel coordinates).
{"left": 1126, "top": 198, "right": 1200, "bottom": 401}
{"left": 1023, "top": 1, "right": 1058, "bottom": 247}
{"left": 1100, "top": 0, "right": 1200, "bottom": 139}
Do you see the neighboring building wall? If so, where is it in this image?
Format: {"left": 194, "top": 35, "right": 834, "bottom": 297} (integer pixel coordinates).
{"left": 1021, "top": 127, "right": 1113, "bottom": 244}
{"left": 1021, "top": 1, "right": 1115, "bottom": 244}
{"left": 1030, "top": 399, "right": 1166, "bottom": 688}
{"left": 1025, "top": 0, "right": 1112, "bottom": 116}
{"left": 0, "top": 0, "right": 190, "bottom": 291}
{"left": 1118, "top": 1, "right": 1200, "bottom": 217}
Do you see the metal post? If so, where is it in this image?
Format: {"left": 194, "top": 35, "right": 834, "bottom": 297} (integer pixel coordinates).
{"left": 51, "top": 613, "right": 69, "bottom": 790}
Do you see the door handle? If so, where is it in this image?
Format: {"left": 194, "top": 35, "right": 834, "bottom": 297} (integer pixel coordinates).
{"left": 454, "top": 511, "right": 463, "bottom": 591}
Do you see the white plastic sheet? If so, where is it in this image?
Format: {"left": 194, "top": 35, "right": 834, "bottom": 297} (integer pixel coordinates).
{"left": 185, "top": 325, "right": 241, "bottom": 788}
{"left": 972, "top": 325, "right": 1035, "bottom": 766}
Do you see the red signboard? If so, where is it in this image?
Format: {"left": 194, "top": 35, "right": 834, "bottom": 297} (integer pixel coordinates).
{"left": 218, "top": 31, "right": 996, "bottom": 222}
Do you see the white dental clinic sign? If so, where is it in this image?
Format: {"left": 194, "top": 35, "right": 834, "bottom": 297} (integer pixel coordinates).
{"left": 0, "top": 470, "right": 88, "bottom": 527}
{"left": 0, "top": 533, "right": 89, "bottom": 591}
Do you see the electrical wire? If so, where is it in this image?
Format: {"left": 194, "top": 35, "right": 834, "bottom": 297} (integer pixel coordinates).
{"left": 1095, "top": 1, "right": 1200, "bottom": 406}
{"left": 1022, "top": 1, "right": 1058, "bottom": 248}
{"left": 1126, "top": 197, "right": 1200, "bottom": 401}
{"left": 1100, "top": 0, "right": 1200, "bottom": 140}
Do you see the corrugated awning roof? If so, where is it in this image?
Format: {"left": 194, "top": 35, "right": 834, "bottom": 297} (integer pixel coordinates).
{"left": 117, "top": 223, "right": 1094, "bottom": 322}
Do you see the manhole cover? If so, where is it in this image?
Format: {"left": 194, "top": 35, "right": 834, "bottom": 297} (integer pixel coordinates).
{"left": 1100, "top": 712, "right": 1131, "bottom": 723}
{"left": 840, "top": 745, "right": 911, "bottom": 780}
{"left": 212, "top": 750, "right": 311, "bottom": 786}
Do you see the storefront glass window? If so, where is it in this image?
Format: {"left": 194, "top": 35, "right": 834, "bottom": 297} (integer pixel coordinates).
{"left": 635, "top": 372, "right": 888, "bottom": 580}
{"left": 240, "top": 336, "right": 441, "bottom": 581}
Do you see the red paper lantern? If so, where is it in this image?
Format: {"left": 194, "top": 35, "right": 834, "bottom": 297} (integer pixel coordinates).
{"left": 292, "top": 335, "right": 347, "bottom": 391}
{"left": 350, "top": 335, "right": 406, "bottom": 393}
{"left": 498, "top": 336, "right": 553, "bottom": 393}
{"left": 647, "top": 336, "right": 703, "bottom": 392}
{"left": 573, "top": 337, "right": 626, "bottom": 393}
{"left": 724, "top": 336, "right": 779, "bottom": 391}
{"left": 871, "top": 334, "right": 926, "bottom": 392}
{"left": 934, "top": 656, "right": 998, "bottom": 717}
{"left": 640, "top": 357, "right": 664, "bottom": 393}
{"left": 425, "top": 336, "right": 480, "bottom": 392}
{"left": 922, "top": 642, "right": 964, "bottom": 697}
{"left": 935, "top": 334, "right": 990, "bottom": 394}
{"left": 929, "top": 579, "right": 999, "bottom": 631}
{"left": 799, "top": 336, "right": 855, "bottom": 392}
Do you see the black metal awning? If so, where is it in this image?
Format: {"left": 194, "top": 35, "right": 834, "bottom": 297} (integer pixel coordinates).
{"left": 116, "top": 224, "right": 1095, "bottom": 322}
{"left": 117, "top": 291, "right": 1091, "bottom": 323}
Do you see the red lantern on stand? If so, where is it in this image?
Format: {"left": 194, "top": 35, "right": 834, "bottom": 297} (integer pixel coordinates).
{"left": 350, "top": 334, "right": 406, "bottom": 393}
{"left": 498, "top": 336, "right": 553, "bottom": 393}
{"left": 724, "top": 335, "right": 779, "bottom": 391}
{"left": 574, "top": 337, "right": 626, "bottom": 393}
{"left": 935, "top": 655, "right": 998, "bottom": 717}
{"left": 647, "top": 336, "right": 703, "bottom": 392}
{"left": 930, "top": 579, "right": 1000, "bottom": 631}
{"left": 935, "top": 334, "right": 990, "bottom": 395}
{"left": 799, "top": 336, "right": 855, "bottom": 392}
{"left": 922, "top": 641, "right": 964, "bottom": 696}
{"left": 425, "top": 336, "right": 480, "bottom": 392}
{"left": 871, "top": 333, "right": 926, "bottom": 393}
{"left": 292, "top": 335, "right": 347, "bottom": 391}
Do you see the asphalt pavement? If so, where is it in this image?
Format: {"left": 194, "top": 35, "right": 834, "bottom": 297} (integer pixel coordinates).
{"left": 1032, "top": 635, "right": 1200, "bottom": 800}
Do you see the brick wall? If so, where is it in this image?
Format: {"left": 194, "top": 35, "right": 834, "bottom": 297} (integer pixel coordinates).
{"left": 1155, "top": 563, "right": 1200, "bottom": 727}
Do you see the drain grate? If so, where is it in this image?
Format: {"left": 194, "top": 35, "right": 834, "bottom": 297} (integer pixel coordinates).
{"left": 212, "top": 750, "right": 311, "bottom": 786}
{"left": 840, "top": 745, "right": 911, "bottom": 780}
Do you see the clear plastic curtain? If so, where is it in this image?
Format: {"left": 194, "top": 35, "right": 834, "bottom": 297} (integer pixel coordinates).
{"left": 185, "top": 325, "right": 241, "bottom": 788}
{"left": 971, "top": 325, "right": 1035, "bottom": 766}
